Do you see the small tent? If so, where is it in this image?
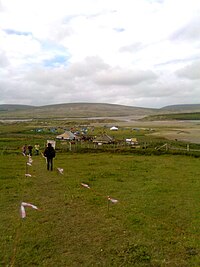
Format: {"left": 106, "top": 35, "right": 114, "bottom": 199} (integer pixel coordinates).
{"left": 56, "top": 131, "right": 76, "bottom": 140}
{"left": 110, "top": 126, "right": 118, "bottom": 131}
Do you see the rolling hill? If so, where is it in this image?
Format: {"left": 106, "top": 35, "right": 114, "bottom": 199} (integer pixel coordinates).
{"left": 160, "top": 104, "right": 200, "bottom": 112}
{"left": 0, "top": 103, "right": 157, "bottom": 119}
{"left": 0, "top": 103, "right": 199, "bottom": 119}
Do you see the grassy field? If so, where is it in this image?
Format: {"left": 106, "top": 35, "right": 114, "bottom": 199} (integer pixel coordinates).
{"left": 1, "top": 151, "right": 200, "bottom": 266}
{"left": 1, "top": 120, "right": 200, "bottom": 266}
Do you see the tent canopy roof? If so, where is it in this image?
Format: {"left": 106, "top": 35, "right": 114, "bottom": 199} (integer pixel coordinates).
{"left": 56, "top": 131, "right": 76, "bottom": 140}
{"left": 93, "top": 133, "right": 114, "bottom": 144}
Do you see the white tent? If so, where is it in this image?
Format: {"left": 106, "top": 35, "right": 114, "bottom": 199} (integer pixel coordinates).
{"left": 56, "top": 131, "right": 76, "bottom": 140}
{"left": 110, "top": 126, "right": 118, "bottom": 131}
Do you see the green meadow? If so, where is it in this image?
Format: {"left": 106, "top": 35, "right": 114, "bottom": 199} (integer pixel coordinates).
{"left": 1, "top": 122, "right": 200, "bottom": 266}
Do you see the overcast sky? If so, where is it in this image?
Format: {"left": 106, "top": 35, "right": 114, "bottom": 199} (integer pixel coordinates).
{"left": 0, "top": 0, "right": 200, "bottom": 108}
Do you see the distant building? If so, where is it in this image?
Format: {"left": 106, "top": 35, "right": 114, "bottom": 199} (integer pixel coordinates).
{"left": 125, "top": 138, "right": 138, "bottom": 145}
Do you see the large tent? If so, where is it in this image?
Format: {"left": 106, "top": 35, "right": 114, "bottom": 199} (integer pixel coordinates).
{"left": 56, "top": 131, "right": 76, "bottom": 140}
{"left": 93, "top": 133, "right": 114, "bottom": 144}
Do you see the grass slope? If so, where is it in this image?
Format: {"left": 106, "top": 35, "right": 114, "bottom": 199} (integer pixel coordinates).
{"left": 161, "top": 104, "right": 200, "bottom": 112}
{"left": 142, "top": 112, "right": 200, "bottom": 121}
{"left": 1, "top": 152, "right": 200, "bottom": 266}
{"left": 1, "top": 102, "right": 200, "bottom": 119}
{"left": 0, "top": 103, "right": 156, "bottom": 119}
{"left": 0, "top": 104, "right": 34, "bottom": 111}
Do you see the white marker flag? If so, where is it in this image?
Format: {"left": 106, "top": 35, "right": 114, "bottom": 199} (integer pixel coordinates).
{"left": 28, "top": 156, "right": 33, "bottom": 164}
{"left": 20, "top": 202, "right": 38, "bottom": 218}
{"left": 57, "top": 168, "right": 64, "bottom": 174}
{"left": 108, "top": 197, "right": 118, "bottom": 204}
{"left": 81, "top": 183, "right": 90, "bottom": 189}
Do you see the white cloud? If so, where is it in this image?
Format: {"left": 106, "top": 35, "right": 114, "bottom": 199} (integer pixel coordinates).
{"left": 0, "top": 0, "right": 200, "bottom": 108}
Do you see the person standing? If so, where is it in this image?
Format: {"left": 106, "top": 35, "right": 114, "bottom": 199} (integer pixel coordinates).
{"left": 34, "top": 143, "right": 40, "bottom": 155}
{"left": 44, "top": 143, "right": 56, "bottom": 171}
{"left": 22, "top": 144, "right": 27, "bottom": 156}
{"left": 28, "top": 145, "right": 33, "bottom": 156}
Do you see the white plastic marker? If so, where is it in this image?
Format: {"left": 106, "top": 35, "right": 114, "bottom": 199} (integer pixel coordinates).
{"left": 28, "top": 156, "right": 33, "bottom": 164}
{"left": 20, "top": 202, "right": 38, "bottom": 218}
{"left": 108, "top": 197, "right": 118, "bottom": 204}
{"left": 57, "top": 168, "right": 64, "bottom": 174}
{"left": 41, "top": 152, "right": 46, "bottom": 158}
{"left": 41, "top": 152, "right": 47, "bottom": 163}
{"left": 25, "top": 174, "right": 32, "bottom": 177}
{"left": 107, "top": 196, "right": 118, "bottom": 211}
{"left": 81, "top": 183, "right": 90, "bottom": 189}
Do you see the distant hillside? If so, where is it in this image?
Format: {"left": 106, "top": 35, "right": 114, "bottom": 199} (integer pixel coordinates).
{"left": 160, "top": 104, "right": 200, "bottom": 112}
{"left": 141, "top": 112, "right": 200, "bottom": 121}
{"left": 0, "top": 103, "right": 200, "bottom": 119}
{"left": 0, "top": 103, "right": 157, "bottom": 119}
{"left": 0, "top": 104, "right": 34, "bottom": 112}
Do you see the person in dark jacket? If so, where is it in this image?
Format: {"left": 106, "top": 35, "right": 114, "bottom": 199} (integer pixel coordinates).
{"left": 28, "top": 145, "right": 33, "bottom": 156}
{"left": 44, "top": 143, "right": 56, "bottom": 171}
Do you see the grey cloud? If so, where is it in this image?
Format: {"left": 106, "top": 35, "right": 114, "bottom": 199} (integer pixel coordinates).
{"left": 176, "top": 61, "right": 200, "bottom": 80}
{"left": 1, "top": 55, "right": 199, "bottom": 107}
{"left": 25, "top": 56, "right": 109, "bottom": 88}
{"left": 95, "top": 68, "right": 157, "bottom": 86}
{"left": 125, "top": 78, "right": 199, "bottom": 107}
{"left": 19, "top": 60, "right": 158, "bottom": 105}
{"left": 25, "top": 67, "right": 75, "bottom": 90}
{"left": 0, "top": 79, "right": 34, "bottom": 104}
{"left": 0, "top": 75, "right": 71, "bottom": 106}
{"left": 67, "top": 56, "right": 109, "bottom": 77}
